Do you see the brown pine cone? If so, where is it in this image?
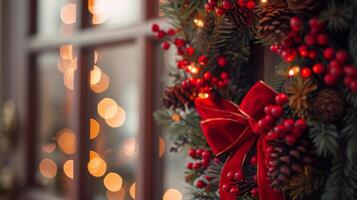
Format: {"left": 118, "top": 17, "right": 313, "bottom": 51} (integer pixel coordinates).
{"left": 162, "top": 84, "right": 197, "bottom": 110}
{"left": 255, "top": 2, "right": 295, "bottom": 44}
{"left": 268, "top": 139, "right": 314, "bottom": 188}
{"left": 312, "top": 89, "right": 345, "bottom": 122}
{"left": 287, "top": 0, "right": 320, "bottom": 15}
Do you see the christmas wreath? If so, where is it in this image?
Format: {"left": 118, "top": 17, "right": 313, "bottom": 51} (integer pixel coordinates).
{"left": 154, "top": 0, "right": 357, "bottom": 199}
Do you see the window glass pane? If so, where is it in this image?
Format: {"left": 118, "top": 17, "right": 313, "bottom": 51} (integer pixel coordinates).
{"left": 153, "top": 43, "right": 187, "bottom": 198}
{"left": 86, "top": 43, "right": 141, "bottom": 200}
{"left": 36, "top": 46, "right": 77, "bottom": 197}
{"left": 37, "top": 0, "right": 77, "bottom": 37}
{"left": 87, "top": 0, "right": 143, "bottom": 28}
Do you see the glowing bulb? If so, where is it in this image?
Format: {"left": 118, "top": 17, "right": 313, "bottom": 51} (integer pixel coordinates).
{"left": 39, "top": 158, "right": 57, "bottom": 179}
{"left": 103, "top": 172, "right": 123, "bottom": 192}
{"left": 63, "top": 160, "right": 74, "bottom": 179}
{"left": 163, "top": 189, "right": 183, "bottom": 200}
{"left": 190, "top": 66, "right": 200, "bottom": 74}
{"left": 171, "top": 113, "right": 181, "bottom": 122}
{"left": 194, "top": 18, "right": 204, "bottom": 28}
{"left": 198, "top": 92, "right": 210, "bottom": 99}
{"left": 288, "top": 66, "right": 300, "bottom": 77}
{"left": 261, "top": 0, "right": 268, "bottom": 3}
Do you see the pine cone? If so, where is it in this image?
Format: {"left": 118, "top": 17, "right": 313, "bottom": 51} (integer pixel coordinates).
{"left": 312, "top": 90, "right": 345, "bottom": 122}
{"left": 255, "top": 2, "right": 295, "bottom": 44}
{"left": 287, "top": 0, "right": 320, "bottom": 15}
{"left": 268, "top": 139, "right": 314, "bottom": 188}
{"left": 162, "top": 84, "right": 197, "bottom": 110}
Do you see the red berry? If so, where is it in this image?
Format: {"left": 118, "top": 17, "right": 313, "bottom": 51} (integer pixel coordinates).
{"left": 187, "top": 162, "right": 193, "bottom": 169}
{"left": 250, "top": 156, "right": 257, "bottom": 165}
{"left": 167, "top": 28, "right": 176, "bottom": 36}
{"left": 283, "top": 119, "right": 295, "bottom": 131}
{"left": 324, "top": 74, "right": 337, "bottom": 86}
{"left": 222, "top": 0, "right": 233, "bottom": 9}
{"left": 301, "top": 67, "right": 312, "bottom": 78}
{"left": 161, "top": 41, "right": 170, "bottom": 50}
{"left": 282, "top": 38, "right": 293, "bottom": 48}
{"left": 181, "top": 80, "right": 189, "bottom": 88}
{"left": 211, "top": 77, "right": 218, "bottom": 84}
{"left": 324, "top": 47, "right": 336, "bottom": 60}
{"left": 266, "top": 146, "right": 274, "bottom": 154}
{"left": 215, "top": 6, "right": 225, "bottom": 16}
{"left": 266, "top": 131, "right": 279, "bottom": 140}
{"left": 251, "top": 188, "right": 259, "bottom": 197}
{"left": 203, "top": 72, "right": 212, "bottom": 80}
{"left": 246, "top": 1, "right": 256, "bottom": 9}
{"left": 298, "top": 45, "right": 309, "bottom": 57}
{"left": 222, "top": 184, "right": 230, "bottom": 191}
{"left": 285, "top": 135, "right": 297, "bottom": 145}
{"left": 294, "top": 35, "right": 303, "bottom": 44}
{"left": 227, "top": 171, "right": 234, "bottom": 179}
{"left": 156, "top": 30, "right": 165, "bottom": 39}
{"left": 174, "top": 38, "right": 186, "bottom": 47}
{"left": 344, "top": 65, "right": 357, "bottom": 77}
{"left": 295, "top": 119, "right": 307, "bottom": 131}
{"left": 151, "top": 23, "right": 160, "bottom": 32}
{"left": 329, "top": 61, "right": 342, "bottom": 77}
{"left": 193, "top": 162, "right": 201, "bottom": 169}
{"left": 304, "top": 34, "right": 316, "bottom": 45}
{"left": 217, "top": 80, "right": 225, "bottom": 88}
{"left": 290, "top": 17, "right": 303, "bottom": 32}
{"left": 271, "top": 106, "right": 283, "bottom": 118}
{"left": 205, "top": 3, "right": 214, "bottom": 12}
{"left": 274, "top": 125, "right": 287, "bottom": 135}
{"left": 309, "top": 18, "right": 320, "bottom": 29}
{"left": 270, "top": 43, "right": 280, "bottom": 53}
{"left": 264, "top": 105, "right": 273, "bottom": 115}
{"left": 350, "top": 80, "right": 357, "bottom": 92}
{"left": 202, "top": 150, "right": 211, "bottom": 160}
{"left": 309, "top": 51, "right": 317, "bottom": 60}
{"left": 196, "top": 180, "right": 206, "bottom": 188}
{"left": 208, "top": 0, "right": 217, "bottom": 6}
{"left": 344, "top": 76, "right": 353, "bottom": 86}
{"left": 217, "top": 56, "right": 228, "bottom": 67}
{"left": 196, "top": 149, "right": 203, "bottom": 157}
{"left": 220, "top": 72, "right": 229, "bottom": 80}
{"left": 275, "top": 93, "right": 288, "bottom": 105}
{"left": 237, "top": 0, "right": 246, "bottom": 6}
{"left": 258, "top": 119, "right": 268, "bottom": 130}
{"left": 234, "top": 171, "right": 245, "bottom": 181}
{"left": 336, "top": 50, "right": 349, "bottom": 64}
{"left": 292, "top": 127, "right": 304, "bottom": 138}
{"left": 195, "top": 78, "right": 205, "bottom": 87}
{"left": 186, "top": 47, "right": 195, "bottom": 56}
{"left": 198, "top": 55, "right": 208, "bottom": 65}
{"left": 264, "top": 115, "right": 275, "bottom": 127}
{"left": 317, "top": 33, "right": 329, "bottom": 46}
{"left": 230, "top": 187, "right": 240, "bottom": 196}
{"left": 313, "top": 63, "right": 325, "bottom": 74}
{"left": 188, "top": 148, "right": 196, "bottom": 157}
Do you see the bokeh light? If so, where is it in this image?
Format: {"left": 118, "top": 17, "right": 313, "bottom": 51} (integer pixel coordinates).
{"left": 63, "top": 68, "right": 76, "bottom": 90}
{"left": 163, "top": 189, "right": 183, "bottom": 200}
{"left": 41, "top": 143, "right": 56, "bottom": 153}
{"left": 90, "top": 118, "right": 100, "bottom": 140}
{"left": 129, "top": 182, "right": 136, "bottom": 199}
{"left": 105, "top": 106, "right": 126, "bottom": 128}
{"left": 90, "top": 72, "right": 110, "bottom": 93}
{"left": 39, "top": 158, "right": 57, "bottom": 179}
{"left": 159, "top": 137, "right": 166, "bottom": 158}
{"left": 122, "top": 138, "right": 136, "bottom": 158}
{"left": 90, "top": 65, "right": 102, "bottom": 85}
{"left": 60, "top": 45, "right": 74, "bottom": 60}
{"left": 60, "top": 4, "right": 77, "bottom": 25}
{"left": 63, "top": 160, "right": 74, "bottom": 179}
{"left": 90, "top": 150, "right": 100, "bottom": 159}
{"left": 97, "top": 98, "right": 118, "bottom": 119}
{"left": 88, "top": 156, "right": 107, "bottom": 177}
{"left": 56, "top": 128, "right": 76, "bottom": 155}
{"left": 103, "top": 172, "right": 123, "bottom": 192}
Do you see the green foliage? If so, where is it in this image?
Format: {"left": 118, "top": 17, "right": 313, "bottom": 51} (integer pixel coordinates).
{"left": 321, "top": 0, "right": 353, "bottom": 32}
{"left": 308, "top": 121, "right": 339, "bottom": 158}
{"left": 268, "top": 62, "right": 290, "bottom": 92}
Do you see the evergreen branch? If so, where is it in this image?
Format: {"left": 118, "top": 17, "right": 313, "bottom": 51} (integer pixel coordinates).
{"left": 308, "top": 121, "right": 339, "bottom": 158}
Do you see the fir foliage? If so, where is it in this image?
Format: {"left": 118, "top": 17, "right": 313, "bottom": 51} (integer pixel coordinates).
{"left": 307, "top": 121, "right": 338, "bottom": 158}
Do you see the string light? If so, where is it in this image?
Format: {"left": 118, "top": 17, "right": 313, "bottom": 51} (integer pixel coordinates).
{"left": 194, "top": 18, "right": 205, "bottom": 28}
{"left": 288, "top": 66, "right": 301, "bottom": 77}
{"left": 198, "top": 92, "right": 210, "bottom": 99}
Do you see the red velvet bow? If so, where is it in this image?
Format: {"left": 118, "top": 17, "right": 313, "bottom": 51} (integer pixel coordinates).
{"left": 195, "top": 81, "right": 284, "bottom": 200}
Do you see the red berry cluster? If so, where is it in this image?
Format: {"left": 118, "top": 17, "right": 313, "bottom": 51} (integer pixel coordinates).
{"left": 205, "top": 0, "right": 255, "bottom": 16}
{"left": 221, "top": 156, "right": 259, "bottom": 198}
{"left": 151, "top": 24, "right": 177, "bottom": 50}
{"left": 256, "top": 93, "right": 307, "bottom": 145}
{"left": 186, "top": 148, "right": 213, "bottom": 189}
{"left": 271, "top": 17, "right": 357, "bottom": 92}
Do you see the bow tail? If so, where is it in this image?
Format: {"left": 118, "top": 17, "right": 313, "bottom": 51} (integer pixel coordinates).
{"left": 220, "top": 136, "right": 256, "bottom": 200}
{"left": 257, "top": 138, "right": 285, "bottom": 200}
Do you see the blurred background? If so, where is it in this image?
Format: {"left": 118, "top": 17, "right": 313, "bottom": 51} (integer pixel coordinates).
{"left": 0, "top": 0, "right": 190, "bottom": 200}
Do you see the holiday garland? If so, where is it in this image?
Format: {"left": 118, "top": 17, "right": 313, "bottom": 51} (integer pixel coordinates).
{"left": 154, "top": 0, "right": 357, "bottom": 200}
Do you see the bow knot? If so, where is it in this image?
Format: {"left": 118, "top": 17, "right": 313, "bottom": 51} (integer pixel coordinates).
{"left": 195, "top": 81, "right": 284, "bottom": 200}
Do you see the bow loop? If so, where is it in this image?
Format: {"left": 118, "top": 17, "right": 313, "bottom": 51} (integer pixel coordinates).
{"left": 195, "top": 81, "right": 284, "bottom": 200}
